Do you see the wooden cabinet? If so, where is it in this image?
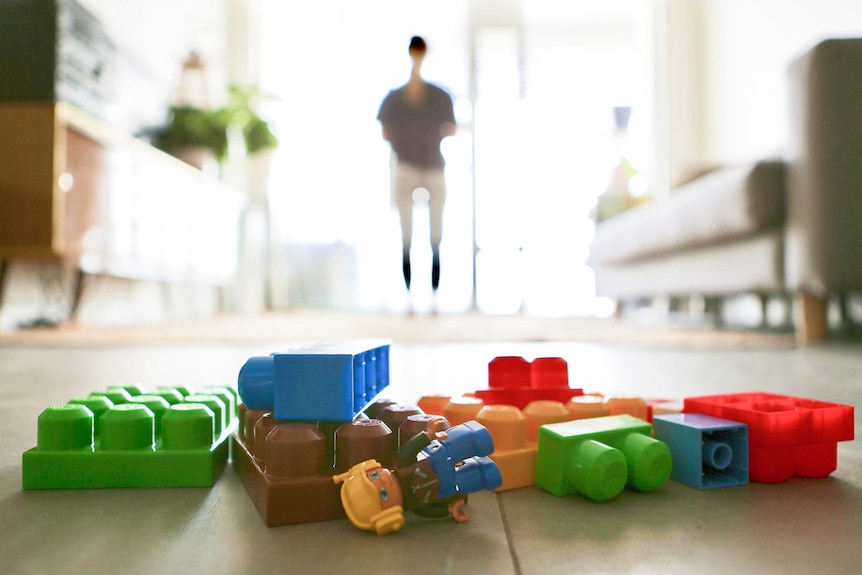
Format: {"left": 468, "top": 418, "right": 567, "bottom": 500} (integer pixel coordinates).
{"left": 0, "top": 102, "right": 245, "bottom": 285}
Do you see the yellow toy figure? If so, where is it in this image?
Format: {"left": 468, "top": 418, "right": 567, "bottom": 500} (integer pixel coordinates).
{"left": 333, "top": 418, "right": 502, "bottom": 535}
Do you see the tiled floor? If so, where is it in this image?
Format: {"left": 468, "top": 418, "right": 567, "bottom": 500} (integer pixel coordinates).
{"left": 2, "top": 339, "right": 861, "bottom": 574}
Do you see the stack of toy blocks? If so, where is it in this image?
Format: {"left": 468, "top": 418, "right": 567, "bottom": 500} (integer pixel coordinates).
{"left": 418, "top": 357, "right": 855, "bottom": 496}
{"left": 22, "top": 383, "right": 238, "bottom": 489}
{"left": 418, "top": 356, "right": 672, "bottom": 497}
{"left": 682, "top": 392, "right": 854, "bottom": 483}
{"left": 428, "top": 395, "right": 679, "bottom": 501}
{"left": 234, "top": 340, "right": 449, "bottom": 527}
{"left": 418, "top": 356, "right": 578, "bottom": 492}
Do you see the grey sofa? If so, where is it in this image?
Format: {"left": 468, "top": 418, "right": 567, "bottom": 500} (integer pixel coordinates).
{"left": 588, "top": 38, "right": 862, "bottom": 342}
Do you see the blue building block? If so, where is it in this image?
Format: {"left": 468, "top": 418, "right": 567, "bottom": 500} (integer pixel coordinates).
{"left": 237, "top": 340, "right": 390, "bottom": 421}
{"left": 653, "top": 413, "right": 748, "bottom": 489}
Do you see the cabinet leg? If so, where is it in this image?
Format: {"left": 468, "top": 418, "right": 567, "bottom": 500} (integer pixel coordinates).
{"left": 795, "top": 291, "right": 829, "bottom": 343}
{"left": 0, "top": 259, "right": 8, "bottom": 309}
{"left": 69, "top": 268, "right": 87, "bottom": 322}
{"left": 0, "top": 259, "right": 9, "bottom": 325}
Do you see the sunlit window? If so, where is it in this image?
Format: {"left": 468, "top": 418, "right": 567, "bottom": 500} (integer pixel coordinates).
{"left": 259, "top": 0, "right": 652, "bottom": 315}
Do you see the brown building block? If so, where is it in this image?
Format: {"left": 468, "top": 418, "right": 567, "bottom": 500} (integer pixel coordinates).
{"left": 235, "top": 404, "right": 393, "bottom": 526}
{"left": 234, "top": 401, "right": 445, "bottom": 527}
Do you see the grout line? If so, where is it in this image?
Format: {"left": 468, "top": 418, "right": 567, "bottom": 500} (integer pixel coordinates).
{"left": 496, "top": 493, "right": 523, "bottom": 575}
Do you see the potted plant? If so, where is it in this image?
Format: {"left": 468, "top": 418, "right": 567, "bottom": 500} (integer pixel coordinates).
{"left": 216, "top": 85, "right": 279, "bottom": 203}
{"left": 147, "top": 84, "right": 278, "bottom": 182}
{"left": 216, "top": 84, "right": 279, "bottom": 155}
{"left": 146, "top": 105, "right": 226, "bottom": 172}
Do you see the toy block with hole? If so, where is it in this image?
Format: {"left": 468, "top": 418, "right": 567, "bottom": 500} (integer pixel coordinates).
{"left": 653, "top": 413, "right": 748, "bottom": 489}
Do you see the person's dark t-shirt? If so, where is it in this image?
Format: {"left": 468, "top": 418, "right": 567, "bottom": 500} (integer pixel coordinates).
{"left": 377, "top": 82, "right": 455, "bottom": 169}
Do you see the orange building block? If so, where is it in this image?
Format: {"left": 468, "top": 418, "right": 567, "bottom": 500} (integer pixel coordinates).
{"left": 444, "top": 396, "right": 484, "bottom": 425}
{"left": 566, "top": 395, "right": 610, "bottom": 420}
{"left": 605, "top": 395, "right": 648, "bottom": 421}
{"left": 476, "top": 400, "right": 571, "bottom": 491}
{"left": 417, "top": 394, "right": 451, "bottom": 416}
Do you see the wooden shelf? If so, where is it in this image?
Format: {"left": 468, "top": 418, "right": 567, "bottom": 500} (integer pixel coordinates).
{"left": 0, "top": 102, "right": 246, "bottom": 285}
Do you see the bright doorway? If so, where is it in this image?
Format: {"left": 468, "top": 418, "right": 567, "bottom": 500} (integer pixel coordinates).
{"left": 258, "top": 0, "right": 654, "bottom": 316}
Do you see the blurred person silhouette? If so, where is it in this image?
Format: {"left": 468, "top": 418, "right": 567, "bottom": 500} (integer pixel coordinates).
{"left": 377, "top": 36, "right": 456, "bottom": 312}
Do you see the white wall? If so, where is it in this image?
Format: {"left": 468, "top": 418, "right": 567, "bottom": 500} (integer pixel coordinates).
{"left": 660, "top": 0, "right": 707, "bottom": 187}
{"left": 658, "top": 0, "right": 862, "bottom": 186}
{"left": 700, "top": 0, "right": 862, "bottom": 165}
{"left": 79, "top": 0, "right": 230, "bottom": 129}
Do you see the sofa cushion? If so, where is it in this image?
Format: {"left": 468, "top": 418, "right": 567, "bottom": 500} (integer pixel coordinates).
{"left": 592, "top": 231, "right": 785, "bottom": 298}
{"left": 589, "top": 160, "right": 785, "bottom": 265}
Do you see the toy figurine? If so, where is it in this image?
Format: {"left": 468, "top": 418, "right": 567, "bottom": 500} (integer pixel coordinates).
{"left": 333, "top": 418, "right": 502, "bottom": 535}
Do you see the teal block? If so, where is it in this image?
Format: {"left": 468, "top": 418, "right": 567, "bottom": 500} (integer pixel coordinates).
{"left": 653, "top": 413, "right": 748, "bottom": 489}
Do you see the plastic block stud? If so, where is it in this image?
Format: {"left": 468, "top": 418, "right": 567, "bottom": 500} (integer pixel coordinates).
{"left": 652, "top": 413, "right": 748, "bottom": 489}
{"left": 684, "top": 392, "right": 854, "bottom": 483}
{"left": 417, "top": 394, "right": 451, "bottom": 416}
{"left": 605, "top": 395, "right": 648, "bottom": 421}
{"left": 535, "top": 414, "right": 672, "bottom": 502}
{"left": 444, "top": 396, "right": 485, "bottom": 426}
{"left": 566, "top": 395, "right": 610, "bottom": 420}
{"left": 22, "top": 384, "right": 237, "bottom": 489}
{"left": 473, "top": 356, "right": 583, "bottom": 409}
{"left": 237, "top": 340, "right": 390, "bottom": 422}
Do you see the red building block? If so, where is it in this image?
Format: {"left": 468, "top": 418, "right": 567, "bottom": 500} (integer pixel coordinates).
{"left": 474, "top": 356, "right": 584, "bottom": 409}
{"left": 684, "top": 392, "right": 854, "bottom": 483}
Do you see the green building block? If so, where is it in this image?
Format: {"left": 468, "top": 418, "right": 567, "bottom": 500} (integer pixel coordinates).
{"left": 22, "top": 385, "right": 238, "bottom": 489}
{"left": 535, "top": 414, "right": 672, "bottom": 502}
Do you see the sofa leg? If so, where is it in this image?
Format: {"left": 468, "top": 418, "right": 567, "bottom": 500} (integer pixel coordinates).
{"left": 795, "top": 292, "right": 829, "bottom": 343}
{"left": 612, "top": 299, "right": 624, "bottom": 319}
{"left": 704, "top": 296, "right": 724, "bottom": 328}
{"left": 758, "top": 293, "right": 769, "bottom": 328}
